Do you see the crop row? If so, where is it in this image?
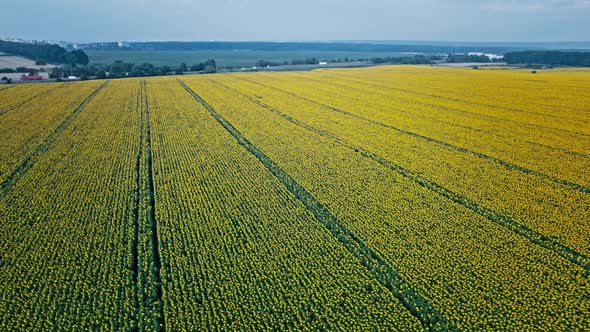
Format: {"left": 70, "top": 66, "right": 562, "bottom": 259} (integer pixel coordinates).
{"left": 288, "top": 71, "right": 589, "bottom": 142}
{"left": 0, "top": 83, "right": 63, "bottom": 115}
{"left": 242, "top": 70, "right": 590, "bottom": 185}
{"left": 324, "top": 66, "right": 590, "bottom": 119}
{"left": 208, "top": 75, "right": 590, "bottom": 258}
{"left": 0, "top": 80, "right": 104, "bottom": 186}
{"left": 181, "top": 75, "right": 590, "bottom": 330}
{"left": 0, "top": 80, "right": 143, "bottom": 330}
{"left": 146, "top": 77, "right": 425, "bottom": 331}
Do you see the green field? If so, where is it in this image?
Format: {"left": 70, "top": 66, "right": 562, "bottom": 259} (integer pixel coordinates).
{"left": 86, "top": 49, "right": 412, "bottom": 67}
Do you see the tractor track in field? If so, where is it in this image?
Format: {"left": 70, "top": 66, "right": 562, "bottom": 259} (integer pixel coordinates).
{"left": 0, "top": 80, "right": 109, "bottom": 199}
{"left": 233, "top": 76, "right": 589, "bottom": 193}
{"left": 139, "top": 80, "right": 166, "bottom": 331}
{"left": 526, "top": 140, "right": 590, "bottom": 159}
{"left": 131, "top": 81, "right": 144, "bottom": 325}
{"left": 0, "top": 84, "right": 17, "bottom": 92}
{"left": 209, "top": 78, "right": 590, "bottom": 274}
{"left": 178, "top": 78, "right": 456, "bottom": 332}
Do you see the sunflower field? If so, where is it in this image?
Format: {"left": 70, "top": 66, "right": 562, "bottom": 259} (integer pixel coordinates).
{"left": 0, "top": 66, "right": 588, "bottom": 331}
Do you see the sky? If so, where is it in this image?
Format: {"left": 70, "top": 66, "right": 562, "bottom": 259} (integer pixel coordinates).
{"left": 1, "top": 0, "right": 589, "bottom": 42}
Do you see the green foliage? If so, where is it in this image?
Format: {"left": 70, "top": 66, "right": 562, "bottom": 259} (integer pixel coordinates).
{"left": 504, "top": 50, "right": 590, "bottom": 66}
{"left": 447, "top": 53, "right": 491, "bottom": 63}
{"left": 371, "top": 55, "right": 441, "bottom": 64}
{"left": 0, "top": 40, "right": 89, "bottom": 65}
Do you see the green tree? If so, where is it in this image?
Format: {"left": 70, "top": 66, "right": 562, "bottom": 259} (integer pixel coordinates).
{"left": 204, "top": 59, "right": 216, "bottom": 73}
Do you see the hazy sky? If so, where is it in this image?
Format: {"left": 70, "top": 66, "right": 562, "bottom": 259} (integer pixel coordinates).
{"left": 1, "top": 0, "right": 589, "bottom": 42}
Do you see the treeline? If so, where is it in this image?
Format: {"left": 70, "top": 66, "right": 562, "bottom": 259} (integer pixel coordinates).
{"left": 102, "top": 59, "right": 216, "bottom": 77}
{"left": 256, "top": 57, "right": 369, "bottom": 68}
{"left": 447, "top": 54, "right": 492, "bottom": 63}
{"left": 503, "top": 51, "right": 590, "bottom": 66}
{"left": 255, "top": 55, "right": 444, "bottom": 68}
{"left": 256, "top": 58, "right": 320, "bottom": 67}
{"left": 371, "top": 55, "right": 443, "bottom": 64}
{"left": 48, "top": 59, "right": 217, "bottom": 80}
{"left": 0, "top": 67, "right": 46, "bottom": 74}
{"left": 0, "top": 40, "right": 89, "bottom": 65}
